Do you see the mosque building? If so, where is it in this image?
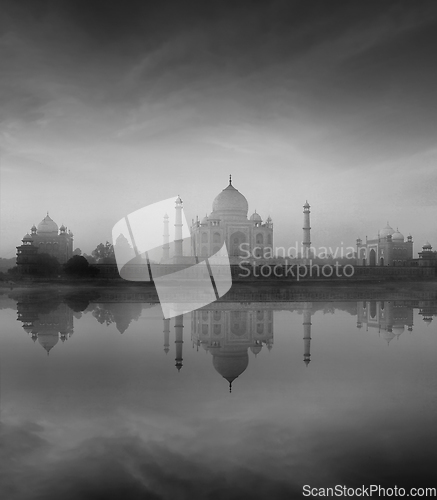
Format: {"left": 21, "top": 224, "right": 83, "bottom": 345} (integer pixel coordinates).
{"left": 190, "top": 176, "right": 274, "bottom": 262}
{"left": 16, "top": 213, "right": 74, "bottom": 271}
{"left": 356, "top": 223, "right": 413, "bottom": 266}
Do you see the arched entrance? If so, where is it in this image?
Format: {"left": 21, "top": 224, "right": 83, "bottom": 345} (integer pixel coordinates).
{"left": 380, "top": 257, "right": 384, "bottom": 266}
{"left": 230, "top": 231, "right": 246, "bottom": 257}
{"left": 369, "top": 249, "right": 376, "bottom": 266}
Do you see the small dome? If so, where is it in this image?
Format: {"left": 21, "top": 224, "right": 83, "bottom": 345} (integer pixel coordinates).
{"left": 303, "top": 200, "right": 310, "bottom": 208}
{"left": 201, "top": 215, "right": 209, "bottom": 225}
{"left": 250, "top": 211, "right": 262, "bottom": 222}
{"left": 31, "top": 224, "right": 37, "bottom": 232}
{"left": 393, "top": 325, "right": 405, "bottom": 336}
{"left": 382, "top": 330, "right": 395, "bottom": 345}
{"left": 250, "top": 345, "right": 262, "bottom": 355}
{"left": 37, "top": 214, "right": 58, "bottom": 234}
{"left": 392, "top": 230, "right": 404, "bottom": 242}
{"left": 379, "top": 223, "right": 395, "bottom": 238}
{"left": 38, "top": 333, "right": 59, "bottom": 354}
{"left": 423, "top": 241, "right": 432, "bottom": 250}
{"left": 212, "top": 181, "right": 248, "bottom": 219}
{"left": 60, "top": 224, "right": 66, "bottom": 232}
{"left": 22, "top": 233, "right": 33, "bottom": 241}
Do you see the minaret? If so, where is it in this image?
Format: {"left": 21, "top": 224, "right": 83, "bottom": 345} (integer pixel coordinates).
{"left": 174, "top": 196, "right": 183, "bottom": 259}
{"left": 174, "top": 314, "right": 184, "bottom": 371}
{"left": 303, "top": 201, "right": 311, "bottom": 260}
{"left": 303, "top": 308, "right": 312, "bottom": 366}
{"left": 162, "top": 213, "right": 170, "bottom": 261}
{"left": 163, "top": 318, "right": 170, "bottom": 354}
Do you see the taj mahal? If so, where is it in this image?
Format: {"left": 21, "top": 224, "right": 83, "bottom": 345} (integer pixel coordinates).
{"left": 190, "top": 175, "right": 275, "bottom": 259}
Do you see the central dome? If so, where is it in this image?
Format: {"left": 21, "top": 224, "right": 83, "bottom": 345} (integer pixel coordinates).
{"left": 379, "top": 223, "right": 395, "bottom": 238}
{"left": 212, "top": 181, "right": 248, "bottom": 219}
{"left": 37, "top": 214, "right": 58, "bottom": 234}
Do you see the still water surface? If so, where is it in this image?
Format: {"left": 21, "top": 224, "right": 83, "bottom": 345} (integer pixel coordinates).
{"left": 1, "top": 286, "right": 436, "bottom": 499}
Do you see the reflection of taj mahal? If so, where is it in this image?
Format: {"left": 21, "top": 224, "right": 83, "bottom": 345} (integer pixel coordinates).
{"left": 163, "top": 304, "right": 313, "bottom": 391}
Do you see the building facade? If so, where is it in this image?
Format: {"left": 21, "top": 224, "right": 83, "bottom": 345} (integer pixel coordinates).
{"left": 16, "top": 214, "right": 74, "bottom": 271}
{"left": 356, "top": 223, "right": 413, "bottom": 266}
{"left": 190, "top": 177, "right": 274, "bottom": 262}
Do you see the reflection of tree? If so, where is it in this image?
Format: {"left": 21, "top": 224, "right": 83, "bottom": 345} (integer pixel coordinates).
{"left": 64, "top": 291, "right": 101, "bottom": 312}
{"left": 91, "top": 303, "right": 143, "bottom": 333}
{"left": 92, "top": 305, "right": 115, "bottom": 326}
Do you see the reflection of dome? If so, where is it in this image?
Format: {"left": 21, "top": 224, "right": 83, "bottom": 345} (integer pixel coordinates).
{"left": 250, "top": 345, "right": 262, "bottom": 355}
{"left": 392, "top": 230, "right": 404, "bottom": 241}
{"left": 212, "top": 182, "right": 248, "bottom": 219}
{"left": 250, "top": 211, "right": 262, "bottom": 222}
{"left": 393, "top": 325, "right": 405, "bottom": 335}
{"left": 212, "top": 349, "right": 249, "bottom": 390}
{"left": 379, "top": 223, "right": 395, "bottom": 238}
{"left": 382, "top": 330, "right": 395, "bottom": 345}
{"left": 37, "top": 333, "right": 59, "bottom": 354}
{"left": 37, "top": 214, "right": 58, "bottom": 234}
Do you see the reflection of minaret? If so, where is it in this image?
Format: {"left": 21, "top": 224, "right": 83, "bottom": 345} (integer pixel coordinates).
{"left": 163, "top": 318, "right": 170, "bottom": 354}
{"left": 303, "top": 309, "right": 312, "bottom": 366}
{"left": 162, "top": 213, "right": 170, "bottom": 261}
{"left": 174, "top": 196, "right": 183, "bottom": 259}
{"left": 174, "top": 314, "right": 184, "bottom": 371}
{"left": 303, "top": 201, "right": 311, "bottom": 260}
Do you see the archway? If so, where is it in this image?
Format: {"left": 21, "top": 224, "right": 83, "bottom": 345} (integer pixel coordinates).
{"left": 380, "top": 257, "right": 384, "bottom": 266}
{"left": 369, "top": 249, "right": 376, "bottom": 266}
{"left": 230, "top": 231, "right": 246, "bottom": 257}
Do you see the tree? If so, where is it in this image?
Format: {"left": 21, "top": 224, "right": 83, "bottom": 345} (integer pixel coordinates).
{"left": 64, "top": 255, "right": 100, "bottom": 276}
{"left": 82, "top": 253, "right": 97, "bottom": 264}
{"left": 32, "top": 253, "right": 61, "bottom": 275}
{"left": 92, "top": 241, "right": 115, "bottom": 263}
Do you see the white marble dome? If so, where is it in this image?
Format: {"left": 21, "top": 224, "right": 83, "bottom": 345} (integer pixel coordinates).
{"left": 212, "top": 182, "right": 248, "bottom": 219}
{"left": 37, "top": 214, "right": 58, "bottom": 234}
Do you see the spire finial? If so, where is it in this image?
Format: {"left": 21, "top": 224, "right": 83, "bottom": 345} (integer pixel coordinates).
{"left": 229, "top": 174, "right": 232, "bottom": 185}
{"left": 229, "top": 381, "right": 232, "bottom": 393}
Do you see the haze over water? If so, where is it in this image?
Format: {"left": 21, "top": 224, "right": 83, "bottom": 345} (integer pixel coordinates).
{"left": 1, "top": 285, "right": 437, "bottom": 499}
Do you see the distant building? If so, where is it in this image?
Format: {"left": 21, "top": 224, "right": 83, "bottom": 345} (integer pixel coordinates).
{"left": 356, "top": 223, "right": 413, "bottom": 266}
{"left": 416, "top": 242, "right": 437, "bottom": 267}
{"left": 16, "top": 213, "right": 74, "bottom": 272}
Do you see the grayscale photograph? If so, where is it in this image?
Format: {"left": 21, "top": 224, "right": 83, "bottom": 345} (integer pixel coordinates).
{"left": 1, "top": 1, "right": 437, "bottom": 499}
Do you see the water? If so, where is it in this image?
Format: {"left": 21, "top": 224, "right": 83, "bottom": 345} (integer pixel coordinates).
{"left": 1, "top": 285, "right": 437, "bottom": 499}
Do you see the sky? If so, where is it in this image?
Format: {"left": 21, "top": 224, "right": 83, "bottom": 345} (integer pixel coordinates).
{"left": 1, "top": 0, "right": 437, "bottom": 257}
